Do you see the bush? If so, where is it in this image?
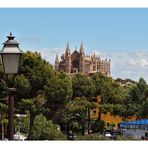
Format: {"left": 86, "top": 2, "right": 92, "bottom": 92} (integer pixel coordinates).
{"left": 33, "top": 114, "right": 66, "bottom": 140}
{"left": 15, "top": 114, "right": 29, "bottom": 135}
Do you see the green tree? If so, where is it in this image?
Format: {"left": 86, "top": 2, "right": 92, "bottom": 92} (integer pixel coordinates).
{"left": 141, "top": 101, "right": 148, "bottom": 118}
{"left": 72, "top": 74, "right": 96, "bottom": 134}
{"left": 91, "top": 73, "right": 112, "bottom": 129}
{"left": 19, "top": 90, "right": 48, "bottom": 139}
{"left": 111, "top": 77, "right": 148, "bottom": 121}
{"left": 18, "top": 51, "right": 55, "bottom": 99}
{"left": 122, "top": 77, "right": 148, "bottom": 120}
{"left": 0, "top": 62, "right": 8, "bottom": 139}
{"left": 14, "top": 74, "right": 31, "bottom": 102}
{"left": 72, "top": 74, "right": 95, "bottom": 98}
{"left": 60, "top": 97, "right": 96, "bottom": 135}
{"left": 44, "top": 72, "right": 72, "bottom": 123}
{"left": 0, "top": 62, "right": 8, "bottom": 99}
{"left": 91, "top": 73, "right": 126, "bottom": 131}
{"left": 13, "top": 51, "right": 55, "bottom": 139}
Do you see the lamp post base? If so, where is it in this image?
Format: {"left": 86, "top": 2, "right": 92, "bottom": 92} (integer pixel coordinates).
{"left": 8, "top": 87, "right": 16, "bottom": 140}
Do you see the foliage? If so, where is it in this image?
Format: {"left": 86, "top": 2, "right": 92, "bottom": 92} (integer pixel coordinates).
{"left": 120, "top": 77, "right": 148, "bottom": 119}
{"left": 33, "top": 114, "right": 66, "bottom": 140}
{"left": 112, "top": 104, "right": 124, "bottom": 115}
{"left": 18, "top": 51, "right": 55, "bottom": 98}
{"left": 59, "top": 97, "right": 96, "bottom": 135}
{"left": 71, "top": 74, "right": 97, "bottom": 134}
{"left": 2, "top": 118, "right": 8, "bottom": 127}
{"left": 141, "top": 101, "right": 148, "bottom": 118}
{"left": 19, "top": 90, "right": 48, "bottom": 139}
{"left": 14, "top": 74, "right": 31, "bottom": 100}
{"left": 44, "top": 72, "right": 72, "bottom": 107}
{"left": 0, "top": 79, "right": 8, "bottom": 99}
{"left": 15, "top": 51, "right": 55, "bottom": 139}
{"left": 15, "top": 114, "right": 30, "bottom": 135}
{"left": 19, "top": 90, "right": 46, "bottom": 114}
{"left": 0, "top": 103, "right": 8, "bottom": 114}
{"left": 98, "top": 120, "right": 106, "bottom": 134}
{"left": 44, "top": 72, "right": 72, "bottom": 123}
{"left": 1, "top": 50, "right": 148, "bottom": 140}
{"left": 72, "top": 74, "right": 96, "bottom": 98}
{"left": 91, "top": 73, "right": 126, "bottom": 132}
{"left": 91, "top": 73, "right": 112, "bottom": 99}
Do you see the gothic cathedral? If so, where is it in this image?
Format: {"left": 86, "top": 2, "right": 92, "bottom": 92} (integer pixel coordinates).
{"left": 55, "top": 42, "right": 111, "bottom": 76}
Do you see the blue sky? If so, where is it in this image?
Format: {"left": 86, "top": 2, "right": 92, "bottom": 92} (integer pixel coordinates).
{"left": 0, "top": 8, "right": 148, "bottom": 82}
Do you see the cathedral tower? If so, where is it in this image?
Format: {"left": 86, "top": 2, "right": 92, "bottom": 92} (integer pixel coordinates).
{"left": 92, "top": 53, "right": 97, "bottom": 71}
{"left": 79, "top": 42, "right": 85, "bottom": 73}
{"left": 65, "top": 42, "right": 71, "bottom": 73}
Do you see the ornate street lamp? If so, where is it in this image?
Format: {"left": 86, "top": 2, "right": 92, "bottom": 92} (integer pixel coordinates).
{"left": 0, "top": 33, "right": 23, "bottom": 140}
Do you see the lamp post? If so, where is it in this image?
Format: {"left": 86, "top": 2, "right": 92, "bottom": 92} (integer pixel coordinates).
{"left": 0, "top": 33, "right": 23, "bottom": 140}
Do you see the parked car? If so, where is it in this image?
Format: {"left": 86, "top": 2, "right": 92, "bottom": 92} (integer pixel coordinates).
{"left": 105, "top": 132, "right": 112, "bottom": 138}
{"left": 14, "top": 132, "right": 27, "bottom": 141}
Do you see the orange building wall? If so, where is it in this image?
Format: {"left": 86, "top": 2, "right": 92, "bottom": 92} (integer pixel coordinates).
{"left": 90, "top": 96, "right": 136, "bottom": 126}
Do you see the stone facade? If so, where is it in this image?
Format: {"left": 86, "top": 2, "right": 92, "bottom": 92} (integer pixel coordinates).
{"left": 55, "top": 42, "right": 111, "bottom": 76}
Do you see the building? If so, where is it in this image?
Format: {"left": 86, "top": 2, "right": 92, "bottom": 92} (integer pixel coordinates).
{"left": 90, "top": 96, "right": 124, "bottom": 126}
{"left": 120, "top": 119, "right": 148, "bottom": 139}
{"left": 115, "top": 78, "right": 136, "bottom": 88}
{"left": 54, "top": 42, "right": 111, "bottom": 76}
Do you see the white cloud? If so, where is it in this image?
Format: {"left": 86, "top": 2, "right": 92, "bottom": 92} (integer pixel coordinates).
{"left": 140, "top": 59, "right": 148, "bottom": 67}
{"left": 129, "top": 59, "right": 148, "bottom": 68}
{"left": 101, "top": 50, "right": 148, "bottom": 82}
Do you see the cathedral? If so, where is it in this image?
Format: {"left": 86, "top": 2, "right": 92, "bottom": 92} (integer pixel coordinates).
{"left": 54, "top": 42, "right": 111, "bottom": 76}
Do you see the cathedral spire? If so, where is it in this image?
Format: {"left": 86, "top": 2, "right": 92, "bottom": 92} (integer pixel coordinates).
{"left": 80, "top": 42, "right": 84, "bottom": 54}
{"left": 65, "top": 42, "right": 71, "bottom": 73}
{"left": 65, "top": 42, "right": 71, "bottom": 57}
{"left": 66, "top": 42, "right": 70, "bottom": 53}
{"left": 55, "top": 53, "right": 59, "bottom": 63}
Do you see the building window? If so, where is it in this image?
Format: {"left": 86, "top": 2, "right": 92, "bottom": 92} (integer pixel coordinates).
{"left": 72, "top": 60, "right": 79, "bottom": 68}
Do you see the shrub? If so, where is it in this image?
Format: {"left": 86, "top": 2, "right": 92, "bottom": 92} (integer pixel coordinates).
{"left": 33, "top": 114, "right": 66, "bottom": 140}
